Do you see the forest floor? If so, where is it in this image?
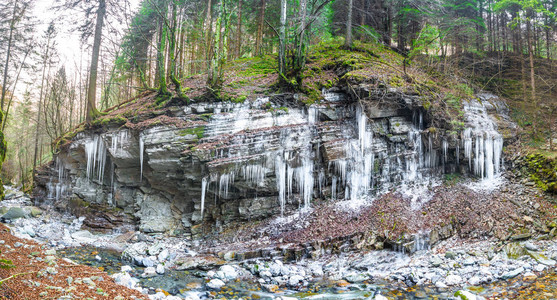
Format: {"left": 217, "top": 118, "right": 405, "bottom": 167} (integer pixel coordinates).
{"left": 0, "top": 223, "right": 148, "bottom": 299}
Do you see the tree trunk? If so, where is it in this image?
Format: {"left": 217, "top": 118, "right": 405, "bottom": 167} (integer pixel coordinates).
{"left": 157, "top": 3, "right": 169, "bottom": 95}
{"left": 278, "top": 0, "right": 287, "bottom": 85}
{"left": 169, "top": 1, "right": 184, "bottom": 98}
{"left": 344, "top": 0, "right": 354, "bottom": 48}
{"left": 255, "top": 0, "right": 266, "bottom": 56}
{"left": 85, "top": 0, "right": 106, "bottom": 124}
{"left": 235, "top": 0, "right": 242, "bottom": 58}
{"left": 32, "top": 32, "right": 53, "bottom": 179}
{"left": 527, "top": 14, "right": 536, "bottom": 131}
{"left": 204, "top": 0, "right": 214, "bottom": 68}
{"left": 1, "top": 2, "right": 18, "bottom": 112}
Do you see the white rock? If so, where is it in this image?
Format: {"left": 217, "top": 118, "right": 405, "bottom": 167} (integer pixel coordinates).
{"left": 142, "top": 267, "right": 157, "bottom": 277}
{"left": 375, "top": 295, "right": 389, "bottom": 300}
{"left": 121, "top": 265, "right": 133, "bottom": 272}
{"left": 288, "top": 275, "right": 304, "bottom": 286}
{"left": 158, "top": 249, "right": 169, "bottom": 261}
{"left": 445, "top": 274, "right": 462, "bottom": 286}
{"left": 182, "top": 291, "right": 201, "bottom": 300}
{"left": 142, "top": 257, "right": 155, "bottom": 268}
{"left": 455, "top": 290, "right": 479, "bottom": 300}
{"left": 156, "top": 264, "right": 165, "bottom": 274}
{"left": 435, "top": 281, "right": 448, "bottom": 289}
{"left": 270, "top": 263, "right": 282, "bottom": 276}
{"left": 111, "top": 272, "right": 138, "bottom": 289}
{"left": 207, "top": 278, "right": 225, "bottom": 289}
{"left": 535, "top": 264, "right": 546, "bottom": 272}
{"left": 207, "top": 270, "right": 216, "bottom": 278}
{"left": 70, "top": 230, "right": 95, "bottom": 243}
{"left": 260, "top": 270, "right": 272, "bottom": 278}
{"left": 218, "top": 265, "right": 238, "bottom": 281}
{"left": 468, "top": 276, "right": 481, "bottom": 286}
{"left": 95, "top": 255, "right": 102, "bottom": 261}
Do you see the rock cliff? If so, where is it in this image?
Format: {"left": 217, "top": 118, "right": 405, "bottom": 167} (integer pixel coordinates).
{"left": 34, "top": 84, "right": 515, "bottom": 237}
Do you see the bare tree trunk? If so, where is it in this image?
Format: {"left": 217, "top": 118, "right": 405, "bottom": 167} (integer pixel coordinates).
{"left": 344, "top": 0, "right": 354, "bottom": 48}
{"left": 85, "top": 0, "right": 106, "bottom": 124}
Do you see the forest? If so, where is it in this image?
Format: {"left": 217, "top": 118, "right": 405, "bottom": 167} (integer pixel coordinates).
{"left": 0, "top": 0, "right": 556, "bottom": 188}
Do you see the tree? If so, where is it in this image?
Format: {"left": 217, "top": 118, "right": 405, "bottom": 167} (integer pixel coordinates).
{"left": 345, "top": 0, "right": 354, "bottom": 48}
{"left": 32, "top": 24, "right": 57, "bottom": 179}
{"left": 85, "top": 0, "right": 106, "bottom": 123}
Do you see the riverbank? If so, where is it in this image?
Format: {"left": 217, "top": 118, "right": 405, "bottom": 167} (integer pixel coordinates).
{"left": 2, "top": 179, "right": 557, "bottom": 299}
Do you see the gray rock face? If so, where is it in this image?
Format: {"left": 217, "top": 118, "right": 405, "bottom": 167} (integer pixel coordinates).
{"left": 33, "top": 90, "right": 514, "bottom": 236}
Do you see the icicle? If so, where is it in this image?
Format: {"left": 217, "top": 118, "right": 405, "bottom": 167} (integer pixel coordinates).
{"left": 308, "top": 106, "right": 318, "bottom": 124}
{"left": 139, "top": 135, "right": 144, "bottom": 182}
{"left": 275, "top": 155, "right": 287, "bottom": 216}
{"left": 201, "top": 177, "right": 208, "bottom": 217}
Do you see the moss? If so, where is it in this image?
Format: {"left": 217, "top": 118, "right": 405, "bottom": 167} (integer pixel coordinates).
{"left": 522, "top": 153, "right": 557, "bottom": 193}
{"left": 233, "top": 95, "right": 247, "bottom": 103}
{"left": 91, "top": 114, "right": 128, "bottom": 127}
{"left": 178, "top": 127, "right": 205, "bottom": 139}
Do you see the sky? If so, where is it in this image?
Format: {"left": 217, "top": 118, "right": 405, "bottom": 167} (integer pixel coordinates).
{"left": 14, "top": 0, "right": 141, "bottom": 98}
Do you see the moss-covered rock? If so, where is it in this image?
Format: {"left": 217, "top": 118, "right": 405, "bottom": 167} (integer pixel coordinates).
{"left": 521, "top": 153, "right": 557, "bottom": 193}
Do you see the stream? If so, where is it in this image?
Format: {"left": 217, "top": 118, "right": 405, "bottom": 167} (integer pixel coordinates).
{"left": 59, "top": 246, "right": 557, "bottom": 300}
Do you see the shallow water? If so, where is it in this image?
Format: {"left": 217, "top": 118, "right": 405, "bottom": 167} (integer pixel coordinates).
{"left": 60, "top": 246, "right": 557, "bottom": 299}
